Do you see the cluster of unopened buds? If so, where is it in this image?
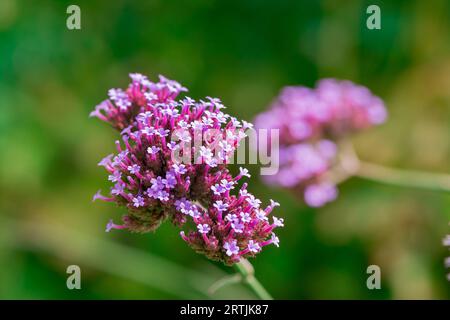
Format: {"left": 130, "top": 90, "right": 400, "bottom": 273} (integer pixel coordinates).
{"left": 254, "top": 79, "right": 387, "bottom": 207}
{"left": 91, "top": 73, "right": 283, "bottom": 265}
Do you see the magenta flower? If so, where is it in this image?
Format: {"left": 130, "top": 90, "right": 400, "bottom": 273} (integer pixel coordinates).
{"left": 92, "top": 73, "right": 283, "bottom": 265}
{"left": 90, "top": 74, "right": 187, "bottom": 130}
{"left": 255, "top": 78, "right": 387, "bottom": 207}
{"left": 223, "top": 240, "right": 239, "bottom": 256}
{"left": 178, "top": 182, "right": 283, "bottom": 265}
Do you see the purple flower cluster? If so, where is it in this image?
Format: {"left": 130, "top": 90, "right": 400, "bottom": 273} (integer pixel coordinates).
{"left": 91, "top": 73, "right": 283, "bottom": 265}
{"left": 179, "top": 193, "right": 282, "bottom": 265}
{"left": 255, "top": 79, "right": 387, "bottom": 207}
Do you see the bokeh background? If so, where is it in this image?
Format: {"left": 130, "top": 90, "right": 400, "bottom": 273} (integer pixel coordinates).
{"left": 0, "top": 0, "right": 449, "bottom": 299}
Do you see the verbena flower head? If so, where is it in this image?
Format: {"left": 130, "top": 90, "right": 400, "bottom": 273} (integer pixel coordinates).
{"left": 91, "top": 73, "right": 283, "bottom": 265}
{"left": 255, "top": 79, "right": 387, "bottom": 207}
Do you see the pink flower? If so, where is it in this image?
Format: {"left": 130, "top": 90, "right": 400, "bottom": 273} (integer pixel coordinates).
{"left": 92, "top": 73, "right": 283, "bottom": 265}
{"left": 255, "top": 78, "right": 387, "bottom": 207}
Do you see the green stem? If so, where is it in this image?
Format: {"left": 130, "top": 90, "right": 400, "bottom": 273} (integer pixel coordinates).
{"left": 208, "top": 274, "right": 242, "bottom": 295}
{"left": 334, "top": 140, "right": 450, "bottom": 193}
{"left": 234, "top": 259, "right": 273, "bottom": 300}
{"left": 356, "top": 161, "right": 450, "bottom": 193}
{"left": 194, "top": 202, "right": 273, "bottom": 299}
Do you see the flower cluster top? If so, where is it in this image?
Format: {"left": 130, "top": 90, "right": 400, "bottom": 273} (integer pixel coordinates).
{"left": 254, "top": 79, "right": 387, "bottom": 207}
{"left": 91, "top": 73, "right": 283, "bottom": 265}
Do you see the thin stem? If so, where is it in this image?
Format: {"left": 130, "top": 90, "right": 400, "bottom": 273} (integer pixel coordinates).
{"left": 8, "top": 217, "right": 221, "bottom": 299}
{"left": 234, "top": 259, "right": 273, "bottom": 300}
{"left": 356, "top": 161, "right": 450, "bottom": 192}
{"left": 208, "top": 274, "right": 242, "bottom": 295}
{"left": 334, "top": 140, "right": 450, "bottom": 193}
{"left": 194, "top": 201, "right": 274, "bottom": 299}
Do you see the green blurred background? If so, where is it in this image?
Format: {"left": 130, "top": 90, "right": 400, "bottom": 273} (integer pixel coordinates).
{"left": 0, "top": 0, "right": 449, "bottom": 299}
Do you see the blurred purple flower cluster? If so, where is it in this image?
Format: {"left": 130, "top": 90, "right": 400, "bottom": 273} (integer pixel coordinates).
{"left": 91, "top": 73, "right": 283, "bottom": 265}
{"left": 255, "top": 79, "right": 387, "bottom": 207}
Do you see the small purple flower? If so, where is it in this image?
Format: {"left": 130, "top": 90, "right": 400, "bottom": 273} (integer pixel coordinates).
{"left": 199, "top": 146, "right": 213, "bottom": 159}
{"left": 150, "top": 177, "right": 165, "bottom": 191}
{"left": 231, "top": 221, "right": 245, "bottom": 233}
{"left": 172, "top": 163, "right": 187, "bottom": 175}
{"left": 163, "top": 171, "right": 177, "bottom": 189}
{"left": 215, "top": 112, "right": 228, "bottom": 124}
{"left": 220, "top": 179, "right": 235, "bottom": 191}
{"left": 213, "top": 200, "right": 229, "bottom": 212}
{"left": 98, "top": 154, "right": 113, "bottom": 167}
{"left": 116, "top": 98, "right": 131, "bottom": 111}
{"left": 270, "top": 233, "right": 280, "bottom": 247}
{"left": 161, "top": 106, "right": 179, "bottom": 118}
{"left": 246, "top": 195, "right": 261, "bottom": 209}
{"left": 175, "top": 198, "right": 187, "bottom": 210}
{"left": 225, "top": 213, "right": 238, "bottom": 222}
{"left": 219, "top": 141, "right": 233, "bottom": 154}
{"left": 167, "top": 141, "right": 178, "bottom": 150}
{"left": 240, "top": 212, "right": 251, "bottom": 223}
{"left": 156, "top": 128, "right": 170, "bottom": 137}
{"left": 270, "top": 199, "right": 280, "bottom": 208}
{"left": 211, "top": 184, "right": 226, "bottom": 195}
{"left": 108, "top": 88, "right": 126, "bottom": 101}
{"left": 239, "top": 167, "right": 251, "bottom": 178}
{"left": 191, "top": 120, "right": 203, "bottom": 130}
{"left": 202, "top": 116, "right": 214, "bottom": 127}
{"left": 141, "top": 126, "right": 155, "bottom": 136}
{"left": 197, "top": 223, "right": 211, "bottom": 234}
{"left": 239, "top": 189, "right": 249, "bottom": 197}
{"left": 256, "top": 210, "right": 268, "bottom": 221}
{"left": 108, "top": 171, "right": 121, "bottom": 183}
{"left": 177, "top": 120, "right": 190, "bottom": 129}
{"left": 224, "top": 240, "right": 239, "bottom": 256}
{"left": 247, "top": 240, "right": 260, "bottom": 253}
{"left": 147, "top": 146, "right": 160, "bottom": 155}
{"left": 242, "top": 120, "right": 253, "bottom": 130}
{"left": 132, "top": 195, "right": 145, "bottom": 207}
{"left": 128, "top": 164, "right": 141, "bottom": 175}
{"left": 111, "top": 182, "right": 125, "bottom": 195}
{"left": 273, "top": 216, "right": 284, "bottom": 227}
{"left": 190, "top": 209, "right": 201, "bottom": 219}
{"left": 144, "top": 92, "right": 157, "bottom": 101}
{"left": 175, "top": 130, "right": 192, "bottom": 143}
{"left": 129, "top": 73, "right": 148, "bottom": 83}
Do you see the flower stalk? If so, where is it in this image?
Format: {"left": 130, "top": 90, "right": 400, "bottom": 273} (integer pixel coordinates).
{"left": 356, "top": 161, "right": 450, "bottom": 193}
{"left": 233, "top": 259, "right": 273, "bottom": 300}
{"left": 333, "top": 140, "right": 450, "bottom": 193}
